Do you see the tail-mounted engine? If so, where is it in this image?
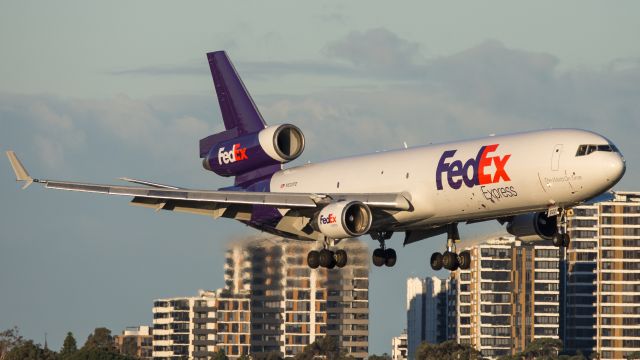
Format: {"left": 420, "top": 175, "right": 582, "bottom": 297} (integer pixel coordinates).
{"left": 315, "top": 201, "right": 373, "bottom": 239}
{"left": 506, "top": 212, "right": 558, "bottom": 241}
{"left": 203, "top": 124, "right": 305, "bottom": 177}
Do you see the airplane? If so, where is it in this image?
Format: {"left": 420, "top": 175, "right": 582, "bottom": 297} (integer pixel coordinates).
{"left": 6, "top": 51, "right": 626, "bottom": 271}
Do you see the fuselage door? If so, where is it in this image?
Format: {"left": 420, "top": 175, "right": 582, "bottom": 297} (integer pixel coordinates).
{"left": 551, "top": 144, "right": 563, "bottom": 171}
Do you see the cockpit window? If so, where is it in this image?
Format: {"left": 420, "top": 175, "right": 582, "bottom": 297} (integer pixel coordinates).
{"left": 576, "top": 144, "right": 615, "bottom": 156}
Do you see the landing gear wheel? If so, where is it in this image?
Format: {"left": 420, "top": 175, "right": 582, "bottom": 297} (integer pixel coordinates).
{"left": 561, "top": 233, "right": 570, "bottom": 247}
{"left": 319, "top": 249, "right": 334, "bottom": 268}
{"left": 442, "top": 251, "right": 459, "bottom": 271}
{"left": 384, "top": 248, "right": 397, "bottom": 267}
{"left": 307, "top": 250, "right": 320, "bottom": 269}
{"left": 326, "top": 256, "right": 336, "bottom": 269}
{"left": 372, "top": 248, "right": 385, "bottom": 267}
{"left": 553, "top": 233, "right": 563, "bottom": 247}
{"left": 458, "top": 251, "right": 471, "bottom": 270}
{"left": 335, "top": 249, "right": 348, "bottom": 268}
{"left": 430, "top": 252, "right": 443, "bottom": 271}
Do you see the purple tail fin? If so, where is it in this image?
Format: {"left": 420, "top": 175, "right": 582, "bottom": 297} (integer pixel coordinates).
{"left": 199, "top": 51, "right": 267, "bottom": 158}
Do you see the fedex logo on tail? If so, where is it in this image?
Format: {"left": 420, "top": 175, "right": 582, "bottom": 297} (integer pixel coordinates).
{"left": 436, "top": 144, "right": 511, "bottom": 190}
{"left": 218, "top": 144, "right": 248, "bottom": 165}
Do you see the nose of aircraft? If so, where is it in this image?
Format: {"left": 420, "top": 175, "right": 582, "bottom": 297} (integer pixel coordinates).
{"left": 605, "top": 152, "right": 626, "bottom": 184}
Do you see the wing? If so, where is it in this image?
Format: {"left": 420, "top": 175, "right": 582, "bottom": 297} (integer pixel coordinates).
{"left": 6, "top": 152, "right": 412, "bottom": 218}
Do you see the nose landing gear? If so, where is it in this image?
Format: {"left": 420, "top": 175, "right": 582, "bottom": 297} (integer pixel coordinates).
{"left": 552, "top": 208, "right": 571, "bottom": 248}
{"left": 430, "top": 224, "right": 471, "bottom": 271}
{"left": 371, "top": 231, "right": 397, "bottom": 267}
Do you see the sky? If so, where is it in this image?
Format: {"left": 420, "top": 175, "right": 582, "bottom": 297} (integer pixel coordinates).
{"left": 1, "top": 0, "right": 639, "bottom": 355}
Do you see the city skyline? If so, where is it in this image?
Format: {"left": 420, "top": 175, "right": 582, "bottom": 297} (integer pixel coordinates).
{"left": 2, "top": 1, "right": 640, "bottom": 355}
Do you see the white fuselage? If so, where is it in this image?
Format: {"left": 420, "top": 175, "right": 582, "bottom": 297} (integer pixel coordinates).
{"left": 270, "top": 129, "right": 625, "bottom": 231}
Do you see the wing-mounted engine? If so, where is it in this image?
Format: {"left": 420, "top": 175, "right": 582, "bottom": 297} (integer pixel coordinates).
{"left": 506, "top": 212, "right": 557, "bottom": 241}
{"left": 203, "top": 124, "right": 305, "bottom": 177}
{"left": 314, "top": 201, "right": 373, "bottom": 239}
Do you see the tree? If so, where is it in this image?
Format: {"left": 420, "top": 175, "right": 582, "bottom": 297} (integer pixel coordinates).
{"left": 626, "top": 351, "right": 640, "bottom": 360}
{"left": 253, "top": 351, "right": 283, "bottom": 360}
{"left": 369, "top": 354, "right": 391, "bottom": 360}
{"left": 415, "top": 340, "right": 483, "bottom": 360}
{"left": 60, "top": 332, "right": 78, "bottom": 358}
{"left": 65, "top": 347, "right": 134, "bottom": 360}
{"left": 83, "top": 328, "right": 115, "bottom": 351}
{"left": 212, "top": 349, "right": 229, "bottom": 360}
{"left": 293, "top": 336, "right": 353, "bottom": 360}
{"left": 0, "top": 326, "right": 24, "bottom": 360}
{"left": 5, "top": 340, "right": 58, "bottom": 360}
{"left": 520, "top": 338, "right": 563, "bottom": 360}
{"left": 120, "top": 337, "right": 138, "bottom": 357}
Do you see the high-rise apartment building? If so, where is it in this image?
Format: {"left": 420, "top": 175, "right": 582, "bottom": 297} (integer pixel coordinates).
{"left": 152, "top": 289, "right": 250, "bottom": 360}
{"left": 224, "top": 237, "right": 369, "bottom": 359}
{"left": 563, "top": 191, "right": 640, "bottom": 359}
{"left": 392, "top": 330, "right": 408, "bottom": 360}
{"left": 114, "top": 326, "right": 153, "bottom": 360}
{"left": 406, "top": 276, "right": 450, "bottom": 359}
{"left": 455, "top": 236, "right": 560, "bottom": 359}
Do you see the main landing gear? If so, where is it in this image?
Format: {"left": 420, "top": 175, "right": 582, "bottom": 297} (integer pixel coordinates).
{"left": 307, "top": 239, "right": 348, "bottom": 269}
{"left": 371, "top": 231, "right": 397, "bottom": 267}
{"left": 430, "top": 224, "right": 471, "bottom": 271}
{"left": 552, "top": 208, "right": 571, "bottom": 248}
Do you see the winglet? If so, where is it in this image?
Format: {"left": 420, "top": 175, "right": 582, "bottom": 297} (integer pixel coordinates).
{"left": 6, "top": 151, "right": 34, "bottom": 189}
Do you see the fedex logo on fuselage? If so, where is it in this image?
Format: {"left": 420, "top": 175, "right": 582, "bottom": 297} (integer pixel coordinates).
{"left": 436, "top": 144, "right": 511, "bottom": 190}
{"left": 218, "top": 143, "right": 248, "bottom": 165}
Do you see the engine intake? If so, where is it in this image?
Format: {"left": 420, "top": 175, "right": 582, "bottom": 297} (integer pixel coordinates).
{"left": 258, "top": 124, "right": 305, "bottom": 162}
{"left": 203, "top": 124, "right": 305, "bottom": 177}
{"left": 506, "top": 212, "right": 557, "bottom": 241}
{"left": 316, "top": 201, "right": 372, "bottom": 239}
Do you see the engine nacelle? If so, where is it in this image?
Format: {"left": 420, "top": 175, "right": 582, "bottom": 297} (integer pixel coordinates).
{"left": 506, "top": 212, "right": 558, "bottom": 241}
{"left": 203, "top": 124, "right": 305, "bottom": 176}
{"left": 315, "top": 201, "right": 372, "bottom": 239}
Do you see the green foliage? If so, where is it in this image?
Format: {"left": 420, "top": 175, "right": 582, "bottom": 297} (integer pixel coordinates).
{"left": 519, "top": 338, "right": 563, "bottom": 360}
{"left": 415, "top": 340, "right": 483, "bottom": 360}
{"left": 369, "top": 354, "right": 391, "bottom": 360}
{"left": 626, "top": 351, "right": 640, "bottom": 360}
{"left": 5, "top": 340, "right": 58, "bottom": 360}
{"left": 253, "top": 351, "right": 283, "bottom": 360}
{"left": 0, "top": 326, "right": 25, "bottom": 360}
{"left": 65, "top": 347, "right": 135, "bottom": 360}
{"left": 212, "top": 349, "right": 229, "bottom": 360}
{"left": 293, "top": 336, "right": 352, "bottom": 360}
{"left": 60, "top": 332, "right": 78, "bottom": 358}
{"left": 83, "top": 328, "right": 115, "bottom": 351}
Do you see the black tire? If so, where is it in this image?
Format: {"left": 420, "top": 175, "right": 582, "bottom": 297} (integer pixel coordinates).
{"left": 562, "top": 233, "right": 571, "bottom": 247}
{"left": 326, "top": 256, "right": 336, "bottom": 269}
{"left": 335, "top": 249, "right": 348, "bottom": 268}
{"left": 372, "top": 248, "right": 385, "bottom": 267}
{"left": 552, "top": 233, "right": 563, "bottom": 247}
{"left": 442, "top": 251, "right": 459, "bottom": 271}
{"left": 384, "top": 248, "right": 397, "bottom": 267}
{"left": 319, "top": 249, "right": 333, "bottom": 268}
{"left": 430, "top": 252, "right": 443, "bottom": 271}
{"left": 458, "top": 251, "right": 471, "bottom": 270}
{"left": 307, "top": 250, "right": 320, "bottom": 269}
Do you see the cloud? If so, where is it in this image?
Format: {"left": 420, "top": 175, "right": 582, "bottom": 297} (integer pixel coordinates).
{"left": 2, "top": 30, "right": 639, "bottom": 189}
{"left": 324, "top": 27, "right": 424, "bottom": 77}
